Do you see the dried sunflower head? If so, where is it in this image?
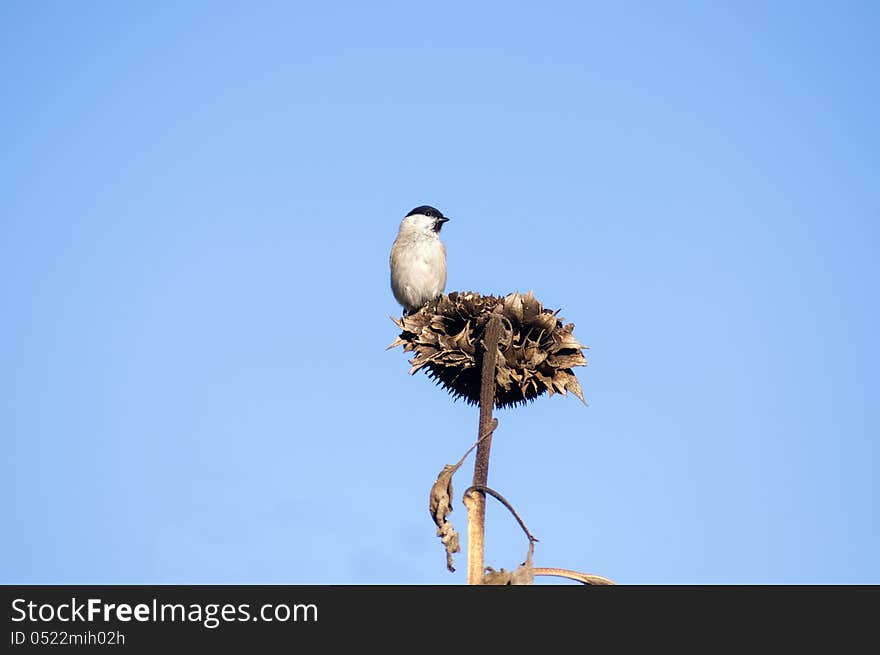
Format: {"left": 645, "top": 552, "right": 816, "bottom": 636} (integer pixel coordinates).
{"left": 389, "top": 291, "right": 587, "bottom": 409}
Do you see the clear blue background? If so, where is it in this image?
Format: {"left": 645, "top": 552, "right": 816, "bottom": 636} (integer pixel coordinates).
{"left": 2, "top": 1, "right": 877, "bottom": 584}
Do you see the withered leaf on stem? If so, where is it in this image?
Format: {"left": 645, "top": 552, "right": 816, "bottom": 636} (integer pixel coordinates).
{"left": 428, "top": 463, "right": 462, "bottom": 573}
{"left": 428, "top": 419, "right": 498, "bottom": 574}
{"left": 481, "top": 541, "right": 536, "bottom": 586}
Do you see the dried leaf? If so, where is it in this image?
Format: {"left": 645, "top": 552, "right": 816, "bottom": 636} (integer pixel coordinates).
{"left": 481, "top": 541, "right": 535, "bottom": 585}
{"left": 428, "top": 463, "right": 462, "bottom": 573}
{"left": 509, "top": 543, "right": 535, "bottom": 585}
{"left": 547, "top": 352, "right": 587, "bottom": 368}
{"left": 480, "top": 568, "right": 514, "bottom": 585}
{"left": 565, "top": 374, "right": 586, "bottom": 404}
{"left": 504, "top": 291, "right": 523, "bottom": 324}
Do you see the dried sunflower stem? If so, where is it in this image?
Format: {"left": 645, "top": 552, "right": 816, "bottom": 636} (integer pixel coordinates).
{"left": 455, "top": 418, "right": 498, "bottom": 470}
{"left": 533, "top": 568, "right": 616, "bottom": 585}
{"left": 465, "top": 485, "right": 539, "bottom": 545}
{"left": 467, "top": 306, "right": 504, "bottom": 585}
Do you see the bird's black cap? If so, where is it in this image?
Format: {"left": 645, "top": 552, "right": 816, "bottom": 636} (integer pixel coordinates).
{"left": 406, "top": 205, "right": 447, "bottom": 220}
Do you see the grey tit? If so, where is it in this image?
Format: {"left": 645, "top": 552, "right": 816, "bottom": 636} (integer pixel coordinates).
{"left": 389, "top": 205, "right": 449, "bottom": 315}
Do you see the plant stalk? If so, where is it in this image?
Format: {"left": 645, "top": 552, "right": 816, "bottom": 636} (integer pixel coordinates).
{"left": 467, "top": 307, "right": 503, "bottom": 584}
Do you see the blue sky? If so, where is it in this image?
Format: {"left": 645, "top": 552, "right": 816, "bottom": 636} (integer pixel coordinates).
{"left": 2, "top": 1, "right": 878, "bottom": 584}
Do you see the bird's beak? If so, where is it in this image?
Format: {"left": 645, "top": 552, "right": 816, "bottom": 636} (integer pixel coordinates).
{"left": 439, "top": 217, "right": 450, "bottom": 224}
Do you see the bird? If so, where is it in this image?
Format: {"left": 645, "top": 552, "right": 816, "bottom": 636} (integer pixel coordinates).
{"left": 390, "top": 205, "right": 450, "bottom": 315}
